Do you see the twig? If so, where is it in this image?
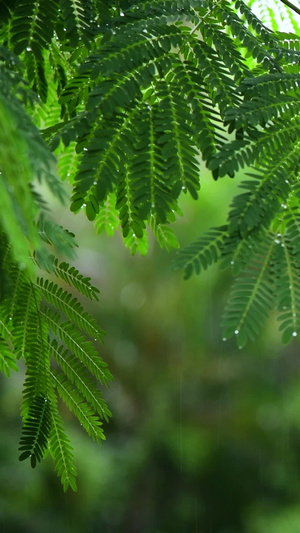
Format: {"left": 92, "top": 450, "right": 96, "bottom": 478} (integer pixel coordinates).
{"left": 279, "top": 0, "right": 300, "bottom": 17}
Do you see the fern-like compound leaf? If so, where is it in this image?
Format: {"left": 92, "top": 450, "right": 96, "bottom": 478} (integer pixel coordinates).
{"left": 42, "top": 307, "right": 112, "bottom": 386}
{"left": 52, "top": 371, "right": 105, "bottom": 444}
{"left": 19, "top": 395, "right": 52, "bottom": 468}
{"left": 222, "top": 231, "right": 276, "bottom": 347}
{"left": 36, "top": 278, "right": 105, "bottom": 342}
{"left": 173, "top": 227, "right": 228, "bottom": 279}
{"left": 52, "top": 259, "right": 100, "bottom": 301}
{"left": 49, "top": 398, "right": 78, "bottom": 492}
{"left": 50, "top": 340, "right": 111, "bottom": 422}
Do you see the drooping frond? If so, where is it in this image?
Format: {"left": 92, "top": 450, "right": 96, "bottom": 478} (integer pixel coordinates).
{"left": 41, "top": 307, "right": 110, "bottom": 385}
{"left": 49, "top": 340, "right": 110, "bottom": 421}
{"left": 0, "top": 237, "right": 111, "bottom": 489}
{"left": 51, "top": 370, "right": 105, "bottom": 443}
{"left": 52, "top": 259, "right": 100, "bottom": 301}
{"left": 19, "top": 395, "right": 52, "bottom": 468}
{"left": 49, "top": 396, "right": 78, "bottom": 492}
{"left": 36, "top": 278, "right": 105, "bottom": 341}
{"left": 174, "top": 226, "right": 228, "bottom": 280}
{"left": 222, "top": 231, "right": 276, "bottom": 347}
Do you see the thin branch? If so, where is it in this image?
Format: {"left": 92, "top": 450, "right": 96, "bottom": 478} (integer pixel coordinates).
{"left": 280, "top": 0, "right": 300, "bottom": 17}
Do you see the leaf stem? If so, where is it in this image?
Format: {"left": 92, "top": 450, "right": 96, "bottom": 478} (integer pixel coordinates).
{"left": 279, "top": 0, "right": 300, "bottom": 16}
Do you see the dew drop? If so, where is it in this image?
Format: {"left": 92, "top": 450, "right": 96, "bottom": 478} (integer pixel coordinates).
{"left": 234, "top": 329, "right": 239, "bottom": 335}
{"left": 26, "top": 47, "right": 32, "bottom": 51}
{"left": 222, "top": 337, "right": 227, "bottom": 341}
{"left": 230, "top": 260, "right": 234, "bottom": 265}
{"left": 293, "top": 331, "right": 297, "bottom": 337}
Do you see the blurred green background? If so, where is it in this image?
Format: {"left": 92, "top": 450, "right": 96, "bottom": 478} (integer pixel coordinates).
{"left": 2, "top": 171, "right": 300, "bottom": 533}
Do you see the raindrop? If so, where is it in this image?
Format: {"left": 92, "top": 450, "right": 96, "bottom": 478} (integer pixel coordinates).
{"left": 293, "top": 331, "right": 297, "bottom": 337}
{"left": 234, "top": 329, "right": 239, "bottom": 335}
{"left": 230, "top": 261, "right": 234, "bottom": 265}
{"left": 222, "top": 337, "right": 227, "bottom": 341}
{"left": 26, "top": 47, "right": 32, "bottom": 51}
{"left": 238, "top": 345, "right": 242, "bottom": 350}
{"left": 274, "top": 239, "right": 280, "bottom": 244}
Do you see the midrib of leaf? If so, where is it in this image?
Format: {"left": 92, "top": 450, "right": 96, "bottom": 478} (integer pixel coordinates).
{"left": 148, "top": 106, "right": 156, "bottom": 209}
